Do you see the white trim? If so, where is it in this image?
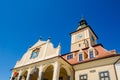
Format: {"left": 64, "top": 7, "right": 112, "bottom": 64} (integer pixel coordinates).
{"left": 37, "top": 65, "right": 43, "bottom": 80}
{"left": 42, "top": 41, "right": 49, "bottom": 59}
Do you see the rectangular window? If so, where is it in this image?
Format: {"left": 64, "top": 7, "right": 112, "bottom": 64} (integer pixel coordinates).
{"left": 79, "top": 54, "right": 83, "bottom": 61}
{"left": 99, "top": 71, "right": 110, "bottom": 80}
{"left": 90, "top": 51, "right": 94, "bottom": 58}
{"left": 67, "top": 54, "right": 73, "bottom": 60}
{"left": 79, "top": 74, "right": 87, "bottom": 80}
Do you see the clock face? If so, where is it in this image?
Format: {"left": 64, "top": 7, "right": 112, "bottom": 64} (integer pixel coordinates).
{"left": 77, "top": 34, "right": 82, "bottom": 39}
{"left": 30, "top": 48, "right": 39, "bottom": 59}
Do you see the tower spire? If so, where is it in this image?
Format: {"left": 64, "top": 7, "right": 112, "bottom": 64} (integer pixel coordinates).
{"left": 77, "top": 17, "right": 88, "bottom": 30}
{"left": 81, "top": 16, "right": 85, "bottom": 21}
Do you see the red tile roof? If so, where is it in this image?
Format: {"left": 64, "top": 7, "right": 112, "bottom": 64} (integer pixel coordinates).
{"left": 62, "top": 44, "right": 116, "bottom": 64}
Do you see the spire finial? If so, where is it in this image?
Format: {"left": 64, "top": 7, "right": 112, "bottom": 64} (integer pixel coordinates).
{"left": 48, "top": 37, "right": 51, "bottom": 40}
{"left": 39, "top": 36, "right": 42, "bottom": 41}
{"left": 77, "top": 16, "right": 88, "bottom": 30}
{"left": 58, "top": 42, "right": 61, "bottom": 46}
{"left": 81, "top": 15, "right": 85, "bottom": 20}
{"left": 79, "top": 16, "right": 87, "bottom": 26}
{"left": 47, "top": 37, "right": 51, "bottom": 42}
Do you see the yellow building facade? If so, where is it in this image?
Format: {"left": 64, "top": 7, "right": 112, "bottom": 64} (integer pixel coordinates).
{"left": 10, "top": 18, "right": 120, "bottom": 80}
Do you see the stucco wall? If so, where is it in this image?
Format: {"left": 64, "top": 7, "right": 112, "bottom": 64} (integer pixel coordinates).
{"left": 75, "top": 65, "right": 117, "bottom": 80}
{"left": 14, "top": 40, "right": 60, "bottom": 68}
{"left": 115, "top": 62, "right": 120, "bottom": 80}
{"left": 71, "top": 28, "right": 89, "bottom": 51}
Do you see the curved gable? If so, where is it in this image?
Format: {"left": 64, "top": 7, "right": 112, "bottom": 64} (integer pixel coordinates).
{"left": 14, "top": 39, "right": 61, "bottom": 68}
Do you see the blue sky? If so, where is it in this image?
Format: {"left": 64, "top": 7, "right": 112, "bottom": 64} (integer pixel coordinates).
{"left": 0, "top": 0, "right": 120, "bottom": 80}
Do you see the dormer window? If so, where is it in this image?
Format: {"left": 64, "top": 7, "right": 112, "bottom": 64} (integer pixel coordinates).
{"left": 79, "top": 54, "right": 83, "bottom": 61}
{"left": 67, "top": 54, "right": 73, "bottom": 60}
{"left": 89, "top": 50, "right": 94, "bottom": 59}
{"left": 30, "top": 48, "right": 40, "bottom": 59}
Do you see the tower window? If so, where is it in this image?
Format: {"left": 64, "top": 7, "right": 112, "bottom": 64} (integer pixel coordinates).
{"left": 91, "top": 36, "right": 95, "bottom": 42}
{"left": 67, "top": 54, "right": 73, "bottom": 60}
{"left": 79, "top": 54, "right": 83, "bottom": 61}
{"left": 89, "top": 50, "right": 94, "bottom": 59}
{"left": 79, "top": 44, "right": 81, "bottom": 47}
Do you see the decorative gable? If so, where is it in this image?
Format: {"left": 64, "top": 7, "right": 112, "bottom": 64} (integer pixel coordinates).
{"left": 14, "top": 39, "right": 61, "bottom": 68}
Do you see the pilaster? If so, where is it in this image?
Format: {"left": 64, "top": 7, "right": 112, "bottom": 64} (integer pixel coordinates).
{"left": 52, "top": 61, "right": 60, "bottom": 80}
{"left": 26, "top": 68, "right": 32, "bottom": 80}
{"left": 37, "top": 65, "right": 43, "bottom": 80}
{"left": 42, "top": 39, "right": 49, "bottom": 59}
{"left": 17, "top": 70, "right": 22, "bottom": 80}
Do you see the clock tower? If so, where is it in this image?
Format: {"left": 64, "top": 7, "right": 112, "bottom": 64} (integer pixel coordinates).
{"left": 70, "top": 18, "right": 98, "bottom": 51}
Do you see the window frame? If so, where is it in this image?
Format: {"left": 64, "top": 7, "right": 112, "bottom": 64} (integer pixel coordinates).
{"left": 79, "top": 53, "right": 83, "bottom": 62}
{"left": 89, "top": 50, "right": 94, "bottom": 59}
{"left": 99, "top": 71, "right": 110, "bottom": 80}
{"left": 67, "top": 54, "right": 73, "bottom": 60}
{"left": 79, "top": 74, "right": 87, "bottom": 80}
